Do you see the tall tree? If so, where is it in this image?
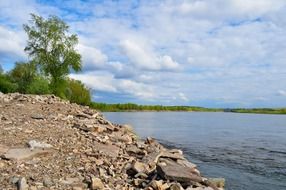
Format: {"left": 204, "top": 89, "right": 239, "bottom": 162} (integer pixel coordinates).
{"left": 23, "top": 14, "right": 81, "bottom": 96}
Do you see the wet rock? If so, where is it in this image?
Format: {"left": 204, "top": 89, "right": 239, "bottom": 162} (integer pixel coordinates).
{"left": 208, "top": 178, "right": 225, "bottom": 188}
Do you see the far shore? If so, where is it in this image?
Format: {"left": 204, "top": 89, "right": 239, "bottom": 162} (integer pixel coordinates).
{"left": 90, "top": 102, "right": 286, "bottom": 115}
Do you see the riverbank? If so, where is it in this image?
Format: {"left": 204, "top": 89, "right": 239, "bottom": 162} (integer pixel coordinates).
{"left": 0, "top": 93, "right": 224, "bottom": 190}
{"left": 90, "top": 102, "right": 286, "bottom": 115}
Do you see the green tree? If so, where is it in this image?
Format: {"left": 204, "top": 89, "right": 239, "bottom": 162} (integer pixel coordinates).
{"left": 23, "top": 14, "right": 81, "bottom": 97}
{"left": 9, "top": 61, "right": 36, "bottom": 93}
{"left": 65, "top": 79, "right": 91, "bottom": 105}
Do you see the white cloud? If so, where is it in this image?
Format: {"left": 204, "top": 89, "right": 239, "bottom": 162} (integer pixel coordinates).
{"left": 1, "top": 0, "right": 286, "bottom": 107}
{"left": 70, "top": 72, "right": 155, "bottom": 100}
{"left": 277, "top": 90, "right": 286, "bottom": 97}
{"left": 120, "top": 39, "right": 180, "bottom": 71}
{"left": 70, "top": 73, "right": 117, "bottom": 93}
{"left": 77, "top": 44, "right": 108, "bottom": 69}
{"left": 179, "top": 92, "right": 189, "bottom": 102}
{"left": 0, "top": 26, "right": 26, "bottom": 59}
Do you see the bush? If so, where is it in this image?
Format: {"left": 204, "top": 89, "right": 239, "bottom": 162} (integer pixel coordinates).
{"left": 26, "top": 76, "right": 51, "bottom": 94}
{"left": 65, "top": 79, "right": 91, "bottom": 106}
{"left": 0, "top": 74, "right": 18, "bottom": 93}
{"left": 8, "top": 62, "right": 36, "bottom": 93}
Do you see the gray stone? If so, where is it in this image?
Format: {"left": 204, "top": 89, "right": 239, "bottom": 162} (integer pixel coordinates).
{"left": 93, "top": 142, "right": 119, "bottom": 158}
{"left": 31, "top": 114, "right": 45, "bottom": 120}
{"left": 132, "top": 161, "right": 147, "bottom": 173}
{"left": 157, "top": 159, "right": 203, "bottom": 183}
{"left": 161, "top": 150, "right": 185, "bottom": 160}
{"left": 18, "top": 177, "right": 28, "bottom": 190}
{"left": 43, "top": 176, "right": 53, "bottom": 187}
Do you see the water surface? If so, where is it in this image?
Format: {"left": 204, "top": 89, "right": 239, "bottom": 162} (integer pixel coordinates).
{"left": 104, "top": 112, "right": 286, "bottom": 190}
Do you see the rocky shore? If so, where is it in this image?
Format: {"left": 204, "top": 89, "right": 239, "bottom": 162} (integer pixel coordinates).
{"left": 0, "top": 93, "right": 225, "bottom": 190}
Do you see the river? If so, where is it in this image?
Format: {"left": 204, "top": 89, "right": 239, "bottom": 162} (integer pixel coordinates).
{"left": 103, "top": 112, "right": 286, "bottom": 190}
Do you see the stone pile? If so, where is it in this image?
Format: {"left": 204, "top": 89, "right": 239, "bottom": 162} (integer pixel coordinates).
{"left": 0, "top": 93, "right": 225, "bottom": 190}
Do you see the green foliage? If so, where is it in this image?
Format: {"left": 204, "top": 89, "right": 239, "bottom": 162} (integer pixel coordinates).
{"left": 90, "top": 102, "right": 192, "bottom": 112}
{"left": 0, "top": 65, "right": 3, "bottom": 74}
{"left": 229, "top": 108, "right": 286, "bottom": 114}
{"left": 26, "top": 76, "right": 51, "bottom": 94}
{"left": 65, "top": 79, "right": 91, "bottom": 105}
{"left": 8, "top": 62, "right": 36, "bottom": 93}
{"left": 23, "top": 14, "right": 81, "bottom": 96}
{"left": 0, "top": 73, "right": 18, "bottom": 93}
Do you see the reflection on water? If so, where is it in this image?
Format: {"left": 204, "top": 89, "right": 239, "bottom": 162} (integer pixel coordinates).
{"left": 104, "top": 112, "right": 286, "bottom": 190}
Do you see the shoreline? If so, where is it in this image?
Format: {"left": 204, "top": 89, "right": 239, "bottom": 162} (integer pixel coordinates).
{"left": 0, "top": 93, "right": 225, "bottom": 190}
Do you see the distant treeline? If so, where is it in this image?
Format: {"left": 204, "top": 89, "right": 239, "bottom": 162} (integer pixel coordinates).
{"left": 90, "top": 103, "right": 286, "bottom": 114}
{"left": 90, "top": 102, "right": 223, "bottom": 112}
{"left": 227, "top": 108, "right": 286, "bottom": 114}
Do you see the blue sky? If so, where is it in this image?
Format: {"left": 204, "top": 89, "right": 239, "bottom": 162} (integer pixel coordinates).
{"left": 1, "top": 0, "right": 286, "bottom": 108}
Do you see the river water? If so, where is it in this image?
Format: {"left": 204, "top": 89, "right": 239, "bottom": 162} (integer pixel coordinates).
{"left": 103, "top": 112, "right": 286, "bottom": 190}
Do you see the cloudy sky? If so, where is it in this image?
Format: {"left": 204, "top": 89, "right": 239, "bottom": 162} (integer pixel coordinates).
{"left": 1, "top": 0, "right": 286, "bottom": 108}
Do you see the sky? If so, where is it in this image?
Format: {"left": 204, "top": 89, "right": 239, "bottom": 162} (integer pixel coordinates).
{"left": 0, "top": 0, "right": 286, "bottom": 108}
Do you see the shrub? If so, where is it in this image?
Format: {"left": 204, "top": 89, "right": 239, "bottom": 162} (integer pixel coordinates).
{"left": 65, "top": 79, "right": 91, "bottom": 106}
{"left": 0, "top": 74, "right": 18, "bottom": 93}
{"left": 26, "top": 76, "right": 51, "bottom": 94}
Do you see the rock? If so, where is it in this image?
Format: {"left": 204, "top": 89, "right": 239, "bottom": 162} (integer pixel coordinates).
{"left": 160, "top": 150, "right": 185, "bottom": 160}
{"left": 27, "top": 140, "right": 53, "bottom": 150}
{"left": 93, "top": 142, "right": 119, "bottom": 158}
{"left": 121, "top": 124, "right": 134, "bottom": 133}
{"left": 134, "top": 172, "right": 148, "bottom": 179}
{"left": 17, "top": 177, "right": 28, "bottom": 190}
{"left": 0, "top": 93, "right": 225, "bottom": 189}
{"left": 2, "top": 148, "right": 51, "bottom": 161}
{"left": 93, "top": 125, "right": 106, "bottom": 133}
{"left": 60, "top": 177, "right": 80, "bottom": 185}
{"left": 150, "top": 180, "right": 169, "bottom": 190}
{"left": 31, "top": 114, "right": 45, "bottom": 120}
{"left": 91, "top": 177, "right": 104, "bottom": 190}
{"left": 29, "top": 186, "right": 37, "bottom": 190}
{"left": 157, "top": 159, "right": 203, "bottom": 183}
{"left": 208, "top": 178, "right": 225, "bottom": 188}
{"left": 10, "top": 176, "right": 20, "bottom": 184}
{"left": 169, "top": 183, "right": 184, "bottom": 190}
{"left": 73, "top": 187, "right": 83, "bottom": 190}
{"left": 43, "top": 176, "right": 53, "bottom": 187}
{"left": 176, "top": 159, "right": 197, "bottom": 169}
{"left": 132, "top": 161, "right": 147, "bottom": 173}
